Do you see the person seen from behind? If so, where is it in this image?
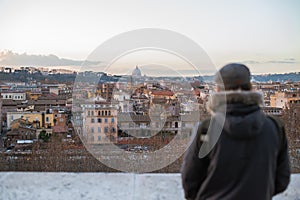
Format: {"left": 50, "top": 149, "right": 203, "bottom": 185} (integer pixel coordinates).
{"left": 181, "top": 63, "right": 290, "bottom": 200}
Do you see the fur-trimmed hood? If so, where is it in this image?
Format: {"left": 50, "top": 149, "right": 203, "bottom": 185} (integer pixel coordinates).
{"left": 207, "top": 91, "right": 266, "bottom": 139}
{"left": 207, "top": 91, "right": 264, "bottom": 113}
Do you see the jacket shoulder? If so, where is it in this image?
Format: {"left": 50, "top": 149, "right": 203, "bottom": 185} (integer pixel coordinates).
{"left": 266, "top": 115, "right": 285, "bottom": 148}
{"left": 199, "top": 118, "right": 211, "bottom": 135}
{"left": 266, "top": 115, "right": 284, "bottom": 134}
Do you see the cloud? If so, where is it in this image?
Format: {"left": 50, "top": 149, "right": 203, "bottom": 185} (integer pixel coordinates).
{"left": 242, "top": 58, "right": 297, "bottom": 65}
{"left": 265, "top": 60, "right": 296, "bottom": 64}
{"left": 284, "top": 58, "right": 295, "bottom": 61}
{"left": 0, "top": 50, "right": 101, "bottom": 66}
{"left": 242, "top": 60, "right": 261, "bottom": 64}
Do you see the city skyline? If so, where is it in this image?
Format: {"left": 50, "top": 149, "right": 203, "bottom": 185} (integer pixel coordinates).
{"left": 0, "top": 0, "right": 299, "bottom": 74}
{"left": 1, "top": 50, "right": 300, "bottom": 76}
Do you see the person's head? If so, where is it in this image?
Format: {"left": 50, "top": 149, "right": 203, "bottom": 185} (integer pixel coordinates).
{"left": 214, "top": 63, "right": 252, "bottom": 92}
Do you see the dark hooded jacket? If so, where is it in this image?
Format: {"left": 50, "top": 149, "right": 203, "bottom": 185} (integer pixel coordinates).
{"left": 181, "top": 91, "right": 290, "bottom": 200}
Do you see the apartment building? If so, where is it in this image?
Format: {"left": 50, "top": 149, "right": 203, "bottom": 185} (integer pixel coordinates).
{"left": 7, "top": 111, "right": 54, "bottom": 129}
{"left": 1, "top": 92, "right": 26, "bottom": 101}
{"left": 270, "top": 91, "right": 300, "bottom": 109}
{"left": 81, "top": 102, "right": 118, "bottom": 144}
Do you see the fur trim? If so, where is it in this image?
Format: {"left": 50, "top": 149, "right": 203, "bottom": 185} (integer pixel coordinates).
{"left": 207, "top": 91, "right": 264, "bottom": 113}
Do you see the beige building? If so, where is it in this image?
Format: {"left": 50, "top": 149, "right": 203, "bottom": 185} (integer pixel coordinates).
{"left": 81, "top": 102, "right": 118, "bottom": 144}
{"left": 1, "top": 92, "right": 26, "bottom": 101}
{"left": 270, "top": 91, "right": 300, "bottom": 109}
{"left": 7, "top": 111, "right": 54, "bottom": 129}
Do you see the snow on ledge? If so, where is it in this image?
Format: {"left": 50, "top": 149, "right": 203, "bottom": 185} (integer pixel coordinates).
{"left": 0, "top": 172, "right": 299, "bottom": 200}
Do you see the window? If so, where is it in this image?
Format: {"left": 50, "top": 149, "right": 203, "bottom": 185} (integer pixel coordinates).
{"left": 111, "top": 118, "right": 115, "bottom": 123}
{"left": 108, "top": 111, "right": 111, "bottom": 116}
{"left": 59, "top": 118, "right": 64, "bottom": 122}
{"left": 104, "top": 127, "right": 108, "bottom": 133}
{"left": 98, "top": 118, "right": 102, "bottom": 123}
{"left": 111, "top": 127, "right": 116, "bottom": 133}
{"left": 88, "top": 111, "right": 90, "bottom": 116}
{"left": 105, "top": 118, "right": 108, "bottom": 123}
{"left": 46, "top": 117, "right": 49, "bottom": 122}
{"left": 91, "top": 118, "right": 95, "bottom": 123}
{"left": 91, "top": 127, "right": 94, "bottom": 133}
{"left": 98, "top": 127, "right": 101, "bottom": 133}
{"left": 91, "top": 111, "right": 94, "bottom": 116}
{"left": 182, "top": 122, "right": 186, "bottom": 128}
{"left": 98, "top": 135, "right": 101, "bottom": 141}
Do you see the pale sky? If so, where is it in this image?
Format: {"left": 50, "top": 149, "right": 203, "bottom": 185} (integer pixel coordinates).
{"left": 0, "top": 0, "right": 299, "bottom": 74}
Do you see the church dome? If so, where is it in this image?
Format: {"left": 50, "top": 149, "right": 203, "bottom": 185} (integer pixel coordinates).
{"left": 132, "top": 66, "right": 142, "bottom": 77}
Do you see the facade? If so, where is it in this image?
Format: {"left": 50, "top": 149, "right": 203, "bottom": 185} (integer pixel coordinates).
{"left": 113, "top": 91, "right": 132, "bottom": 112}
{"left": 81, "top": 102, "right": 118, "bottom": 144}
{"left": 49, "top": 87, "right": 59, "bottom": 95}
{"left": 1, "top": 92, "right": 26, "bottom": 101}
{"left": 51, "top": 109, "right": 68, "bottom": 134}
{"left": 262, "top": 107, "right": 283, "bottom": 116}
{"left": 7, "top": 111, "right": 54, "bottom": 129}
{"left": 131, "top": 94, "right": 150, "bottom": 115}
{"left": 117, "top": 112, "right": 197, "bottom": 139}
{"left": 117, "top": 113, "right": 152, "bottom": 138}
{"left": 96, "top": 83, "right": 115, "bottom": 101}
{"left": 28, "top": 91, "right": 42, "bottom": 100}
{"left": 270, "top": 91, "right": 300, "bottom": 109}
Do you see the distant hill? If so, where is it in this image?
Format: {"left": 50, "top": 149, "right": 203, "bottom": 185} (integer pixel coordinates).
{"left": 252, "top": 72, "right": 300, "bottom": 83}
{"left": 196, "top": 72, "right": 300, "bottom": 83}
{"left": 1, "top": 71, "right": 300, "bottom": 84}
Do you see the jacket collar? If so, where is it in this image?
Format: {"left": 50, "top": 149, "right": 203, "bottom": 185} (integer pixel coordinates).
{"left": 207, "top": 90, "right": 264, "bottom": 113}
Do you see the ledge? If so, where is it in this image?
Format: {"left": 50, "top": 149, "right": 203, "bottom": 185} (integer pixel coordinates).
{"left": 0, "top": 172, "right": 299, "bottom": 200}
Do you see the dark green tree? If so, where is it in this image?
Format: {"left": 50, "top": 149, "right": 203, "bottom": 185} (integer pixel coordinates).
{"left": 39, "top": 130, "right": 51, "bottom": 142}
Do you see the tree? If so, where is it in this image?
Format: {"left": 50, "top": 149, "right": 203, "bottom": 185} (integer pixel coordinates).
{"left": 39, "top": 130, "right": 51, "bottom": 142}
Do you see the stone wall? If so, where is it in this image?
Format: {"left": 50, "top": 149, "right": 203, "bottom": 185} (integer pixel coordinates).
{"left": 0, "top": 172, "right": 299, "bottom": 200}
